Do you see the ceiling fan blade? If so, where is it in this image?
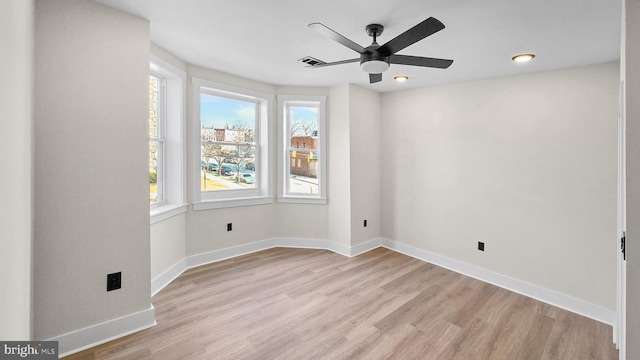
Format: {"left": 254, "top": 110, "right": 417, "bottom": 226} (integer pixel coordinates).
{"left": 389, "top": 54, "right": 453, "bottom": 69}
{"left": 308, "top": 58, "right": 360, "bottom": 68}
{"left": 377, "top": 17, "right": 445, "bottom": 56}
{"left": 369, "top": 73, "right": 382, "bottom": 83}
{"left": 309, "top": 23, "right": 367, "bottom": 54}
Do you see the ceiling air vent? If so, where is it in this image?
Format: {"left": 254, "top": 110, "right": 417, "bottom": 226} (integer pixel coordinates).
{"left": 299, "top": 56, "right": 326, "bottom": 67}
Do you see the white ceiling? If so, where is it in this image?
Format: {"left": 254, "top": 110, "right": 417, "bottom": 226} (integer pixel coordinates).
{"left": 93, "top": 0, "right": 621, "bottom": 93}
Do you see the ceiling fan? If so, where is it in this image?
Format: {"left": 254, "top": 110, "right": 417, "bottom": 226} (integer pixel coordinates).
{"left": 304, "top": 17, "right": 453, "bottom": 84}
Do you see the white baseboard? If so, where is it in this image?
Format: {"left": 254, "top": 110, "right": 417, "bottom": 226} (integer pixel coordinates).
{"left": 380, "top": 238, "right": 616, "bottom": 326}
{"left": 185, "top": 238, "right": 277, "bottom": 268}
{"left": 350, "top": 238, "right": 382, "bottom": 256}
{"left": 151, "top": 258, "right": 188, "bottom": 297}
{"left": 51, "top": 305, "right": 156, "bottom": 358}
{"left": 183, "top": 237, "right": 384, "bottom": 272}
{"left": 273, "top": 237, "right": 381, "bottom": 257}
{"left": 275, "top": 237, "right": 340, "bottom": 253}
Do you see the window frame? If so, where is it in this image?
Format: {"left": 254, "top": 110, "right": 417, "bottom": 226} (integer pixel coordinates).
{"left": 192, "top": 78, "right": 273, "bottom": 210}
{"left": 149, "top": 55, "right": 188, "bottom": 224}
{"left": 277, "top": 95, "right": 327, "bottom": 204}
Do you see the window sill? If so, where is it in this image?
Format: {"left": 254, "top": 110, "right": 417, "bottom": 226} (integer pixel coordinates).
{"left": 150, "top": 203, "right": 188, "bottom": 224}
{"left": 193, "top": 196, "right": 274, "bottom": 210}
{"left": 277, "top": 196, "right": 327, "bottom": 205}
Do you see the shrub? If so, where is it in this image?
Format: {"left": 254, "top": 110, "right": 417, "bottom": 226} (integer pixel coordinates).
{"left": 149, "top": 172, "right": 157, "bottom": 184}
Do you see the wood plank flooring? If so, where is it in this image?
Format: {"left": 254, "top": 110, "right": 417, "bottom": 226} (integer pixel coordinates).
{"left": 64, "top": 247, "right": 618, "bottom": 359}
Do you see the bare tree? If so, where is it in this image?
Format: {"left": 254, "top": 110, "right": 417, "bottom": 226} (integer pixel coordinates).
{"left": 300, "top": 119, "right": 317, "bottom": 136}
{"left": 290, "top": 115, "right": 317, "bottom": 137}
{"left": 202, "top": 143, "right": 233, "bottom": 176}
{"left": 233, "top": 145, "right": 255, "bottom": 183}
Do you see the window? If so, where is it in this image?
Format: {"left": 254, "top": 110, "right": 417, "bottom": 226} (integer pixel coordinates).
{"left": 149, "top": 74, "right": 165, "bottom": 204}
{"left": 149, "top": 56, "right": 187, "bottom": 223}
{"left": 192, "top": 79, "right": 272, "bottom": 210}
{"left": 278, "top": 95, "right": 326, "bottom": 203}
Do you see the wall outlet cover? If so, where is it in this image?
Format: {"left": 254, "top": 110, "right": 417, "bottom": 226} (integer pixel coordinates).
{"left": 107, "top": 272, "right": 122, "bottom": 291}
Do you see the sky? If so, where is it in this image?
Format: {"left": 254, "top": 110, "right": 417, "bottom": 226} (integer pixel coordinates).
{"left": 200, "top": 93, "right": 318, "bottom": 131}
{"left": 201, "top": 93, "right": 256, "bottom": 129}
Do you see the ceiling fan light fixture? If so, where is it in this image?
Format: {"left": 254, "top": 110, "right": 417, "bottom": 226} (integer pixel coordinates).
{"left": 512, "top": 53, "right": 535, "bottom": 62}
{"left": 361, "top": 60, "right": 390, "bottom": 74}
{"left": 394, "top": 75, "right": 409, "bottom": 82}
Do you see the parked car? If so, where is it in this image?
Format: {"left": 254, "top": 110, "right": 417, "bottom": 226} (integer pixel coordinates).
{"left": 201, "top": 160, "right": 218, "bottom": 172}
{"left": 239, "top": 173, "right": 255, "bottom": 184}
{"left": 221, "top": 165, "right": 235, "bottom": 176}
{"left": 245, "top": 162, "right": 255, "bottom": 170}
{"left": 224, "top": 157, "right": 238, "bottom": 164}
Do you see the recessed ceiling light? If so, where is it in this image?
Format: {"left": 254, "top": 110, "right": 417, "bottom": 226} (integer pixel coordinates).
{"left": 394, "top": 75, "right": 409, "bottom": 82}
{"left": 512, "top": 54, "right": 535, "bottom": 62}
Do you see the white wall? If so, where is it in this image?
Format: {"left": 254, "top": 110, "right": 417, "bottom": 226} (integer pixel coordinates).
{"left": 625, "top": 0, "right": 640, "bottom": 357}
{"left": 186, "top": 205, "right": 277, "bottom": 255}
{"left": 382, "top": 62, "right": 619, "bottom": 309}
{"left": 150, "top": 215, "right": 185, "bottom": 280}
{"left": 326, "top": 84, "right": 382, "bottom": 248}
{"left": 151, "top": 43, "right": 187, "bottom": 74}
{"left": 349, "top": 85, "right": 382, "bottom": 246}
{"left": 34, "top": 0, "right": 151, "bottom": 339}
{"left": 328, "top": 84, "right": 352, "bottom": 246}
{"left": 0, "top": 0, "right": 33, "bottom": 340}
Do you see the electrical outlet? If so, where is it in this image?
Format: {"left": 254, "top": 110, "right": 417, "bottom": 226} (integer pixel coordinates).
{"left": 227, "top": 223, "right": 232, "bottom": 231}
{"left": 107, "top": 272, "right": 121, "bottom": 291}
{"left": 478, "top": 242, "right": 485, "bottom": 251}
{"left": 364, "top": 220, "right": 367, "bottom": 227}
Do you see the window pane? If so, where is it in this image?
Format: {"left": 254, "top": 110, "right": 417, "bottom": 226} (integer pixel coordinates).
{"left": 289, "top": 105, "right": 318, "bottom": 141}
{"left": 201, "top": 93, "right": 256, "bottom": 144}
{"left": 200, "top": 92, "right": 258, "bottom": 192}
{"left": 288, "top": 149, "right": 319, "bottom": 194}
{"left": 149, "top": 76, "right": 159, "bottom": 138}
{"left": 200, "top": 144, "right": 257, "bottom": 191}
{"left": 149, "top": 74, "right": 162, "bottom": 204}
{"left": 288, "top": 105, "right": 319, "bottom": 195}
{"left": 149, "top": 140, "right": 159, "bottom": 203}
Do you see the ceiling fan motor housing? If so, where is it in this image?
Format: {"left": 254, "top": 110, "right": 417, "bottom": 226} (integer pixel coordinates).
{"left": 360, "top": 52, "right": 390, "bottom": 73}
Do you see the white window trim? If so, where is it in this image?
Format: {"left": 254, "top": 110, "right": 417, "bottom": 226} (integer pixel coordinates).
{"left": 192, "top": 78, "right": 273, "bottom": 210}
{"left": 277, "top": 95, "right": 327, "bottom": 204}
{"left": 150, "top": 55, "right": 187, "bottom": 223}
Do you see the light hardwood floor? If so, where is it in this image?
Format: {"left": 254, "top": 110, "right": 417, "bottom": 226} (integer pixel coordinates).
{"left": 64, "top": 247, "right": 618, "bottom": 359}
